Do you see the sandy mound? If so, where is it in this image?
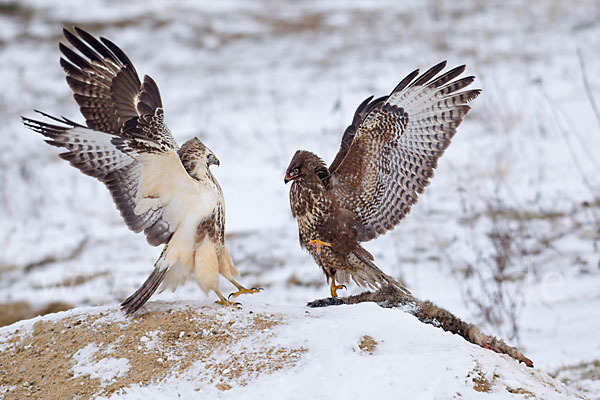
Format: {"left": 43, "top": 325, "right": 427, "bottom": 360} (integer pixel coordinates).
{"left": 0, "top": 301, "right": 587, "bottom": 399}
{"left": 0, "top": 303, "right": 304, "bottom": 399}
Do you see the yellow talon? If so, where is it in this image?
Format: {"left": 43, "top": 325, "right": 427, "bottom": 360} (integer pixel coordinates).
{"left": 228, "top": 287, "right": 263, "bottom": 299}
{"left": 216, "top": 299, "right": 241, "bottom": 308}
{"left": 215, "top": 290, "right": 241, "bottom": 308}
{"left": 307, "top": 239, "right": 332, "bottom": 254}
{"left": 330, "top": 279, "right": 346, "bottom": 298}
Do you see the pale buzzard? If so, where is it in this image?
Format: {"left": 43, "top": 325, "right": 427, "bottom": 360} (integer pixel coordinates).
{"left": 285, "top": 61, "right": 480, "bottom": 297}
{"left": 22, "top": 27, "right": 260, "bottom": 314}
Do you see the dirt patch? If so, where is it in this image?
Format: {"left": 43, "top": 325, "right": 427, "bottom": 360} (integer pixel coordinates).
{"left": 468, "top": 364, "right": 496, "bottom": 393}
{"left": 551, "top": 359, "right": 600, "bottom": 396}
{"left": 507, "top": 386, "right": 537, "bottom": 398}
{"left": 472, "top": 373, "right": 492, "bottom": 392}
{"left": 286, "top": 273, "right": 321, "bottom": 288}
{"left": 0, "top": 305, "right": 306, "bottom": 399}
{"left": 358, "top": 335, "right": 378, "bottom": 354}
{"left": 55, "top": 272, "right": 109, "bottom": 288}
{"left": 257, "top": 12, "right": 325, "bottom": 35}
{"left": 0, "top": 301, "right": 73, "bottom": 327}
{"left": 216, "top": 382, "right": 232, "bottom": 391}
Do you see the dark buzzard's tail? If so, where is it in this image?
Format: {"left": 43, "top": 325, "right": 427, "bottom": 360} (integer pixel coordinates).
{"left": 121, "top": 267, "right": 169, "bottom": 315}
{"left": 339, "top": 251, "right": 410, "bottom": 295}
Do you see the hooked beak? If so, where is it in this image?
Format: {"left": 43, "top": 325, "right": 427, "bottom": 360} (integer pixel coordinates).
{"left": 284, "top": 173, "right": 298, "bottom": 184}
{"left": 208, "top": 154, "right": 220, "bottom": 167}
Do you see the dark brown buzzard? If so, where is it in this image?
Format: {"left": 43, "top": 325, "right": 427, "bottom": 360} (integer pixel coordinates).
{"left": 22, "top": 27, "right": 260, "bottom": 314}
{"left": 285, "top": 61, "right": 480, "bottom": 298}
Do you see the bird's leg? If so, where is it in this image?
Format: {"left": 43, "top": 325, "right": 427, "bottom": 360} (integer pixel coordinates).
{"left": 307, "top": 239, "right": 332, "bottom": 255}
{"left": 215, "top": 289, "right": 241, "bottom": 307}
{"left": 329, "top": 277, "right": 346, "bottom": 298}
{"left": 227, "top": 278, "right": 263, "bottom": 299}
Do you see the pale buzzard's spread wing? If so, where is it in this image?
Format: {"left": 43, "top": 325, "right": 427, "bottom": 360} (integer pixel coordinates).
{"left": 60, "top": 26, "right": 177, "bottom": 149}
{"left": 22, "top": 28, "right": 200, "bottom": 246}
{"left": 21, "top": 111, "right": 197, "bottom": 247}
{"left": 330, "top": 61, "right": 480, "bottom": 241}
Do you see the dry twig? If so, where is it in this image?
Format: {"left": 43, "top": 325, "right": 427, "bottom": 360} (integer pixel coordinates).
{"left": 308, "top": 285, "right": 533, "bottom": 367}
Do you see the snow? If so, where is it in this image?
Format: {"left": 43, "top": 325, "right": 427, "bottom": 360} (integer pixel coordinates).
{"left": 72, "top": 343, "right": 131, "bottom": 386}
{"left": 139, "top": 330, "right": 161, "bottom": 352}
{"left": 1, "top": 0, "right": 599, "bottom": 398}
{"left": 0, "top": 301, "right": 582, "bottom": 399}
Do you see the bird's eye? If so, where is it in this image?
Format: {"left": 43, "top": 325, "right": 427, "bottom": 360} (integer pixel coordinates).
{"left": 292, "top": 168, "right": 299, "bottom": 175}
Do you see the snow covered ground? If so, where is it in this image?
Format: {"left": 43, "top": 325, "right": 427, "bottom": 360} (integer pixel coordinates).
{"left": 0, "top": 301, "right": 585, "bottom": 399}
{"left": 1, "top": 0, "right": 599, "bottom": 398}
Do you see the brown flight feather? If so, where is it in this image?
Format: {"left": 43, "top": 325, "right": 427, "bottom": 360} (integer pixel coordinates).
{"left": 286, "top": 61, "right": 480, "bottom": 295}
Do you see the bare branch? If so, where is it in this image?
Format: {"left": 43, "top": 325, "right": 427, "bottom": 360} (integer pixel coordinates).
{"left": 577, "top": 48, "right": 600, "bottom": 134}
{"left": 308, "top": 286, "right": 533, "bottom": 367}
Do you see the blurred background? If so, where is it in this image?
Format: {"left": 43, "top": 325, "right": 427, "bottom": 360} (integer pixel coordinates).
{"left": 1, "top": 0, "right": 599, "bottom": 396}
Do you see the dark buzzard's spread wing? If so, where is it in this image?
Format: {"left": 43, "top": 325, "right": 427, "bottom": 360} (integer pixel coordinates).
{"left": 329, "top": 95, "right": 387, "bottom": 174}
{"left": 22, "top": 27, "right": 190, "bottom": 246}
{"left": 330, "top": 61, "right": 480, "bottom": 241}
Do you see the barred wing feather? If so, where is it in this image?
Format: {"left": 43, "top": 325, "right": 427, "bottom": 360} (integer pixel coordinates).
{"left": 20, "top": 27, "right": 196, "bottom": 245}
{"left": 21, "top": 111, "right": 190, "bottom": 246}
{"left": 60, "top": 27, "right": 178, "bottom": 150}
{"left": 330, "top": 61, "right": 480, "bottom": 242}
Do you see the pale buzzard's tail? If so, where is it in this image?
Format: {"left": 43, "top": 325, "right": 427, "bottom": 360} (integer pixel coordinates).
{"left": 338, "top": 251, "right": 410, "bottom": 295}
{"left": 121, "top": 267, "right": 169, "bottom": 315}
